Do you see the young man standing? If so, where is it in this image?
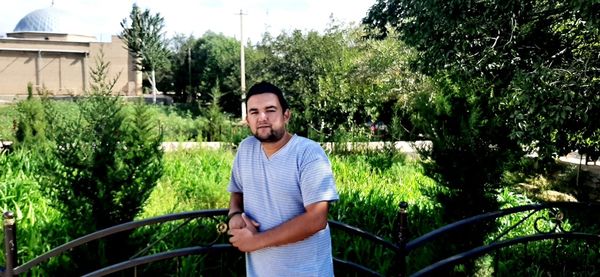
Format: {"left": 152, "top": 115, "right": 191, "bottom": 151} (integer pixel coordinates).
{"left": 227, "top": 81, "right": 339, "bottom": 276}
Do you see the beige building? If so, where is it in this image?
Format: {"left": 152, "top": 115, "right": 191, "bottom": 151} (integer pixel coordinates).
{"left": 0, "top": 6, "right": 141, "bottom": 101}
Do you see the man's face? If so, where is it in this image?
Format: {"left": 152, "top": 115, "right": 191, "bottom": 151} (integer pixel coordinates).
{"left": 246, "top": 93, "right": 290, "bottom": 143}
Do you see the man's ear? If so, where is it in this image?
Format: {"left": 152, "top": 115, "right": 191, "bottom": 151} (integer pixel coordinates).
{"left": 284, "top": 109, "right": 291, "bottom": 123}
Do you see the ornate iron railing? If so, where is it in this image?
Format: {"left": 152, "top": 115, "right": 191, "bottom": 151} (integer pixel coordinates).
{"left": 1, "top": 208, "right": 399, "bottom": 276}
{"left": 407, "top": 202, "right": 600, "bottom": 276}
{"left": 2, "top": 201, "right": 599, "bottom": 276}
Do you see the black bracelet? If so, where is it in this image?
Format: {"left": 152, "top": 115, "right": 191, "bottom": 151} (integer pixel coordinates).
{"left": 227, "top": 211, "right": 243, "bottom": 219}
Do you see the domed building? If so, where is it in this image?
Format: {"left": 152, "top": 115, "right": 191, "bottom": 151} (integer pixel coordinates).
{"left": 0, "top": 5, "right": 141, "bottom": 99}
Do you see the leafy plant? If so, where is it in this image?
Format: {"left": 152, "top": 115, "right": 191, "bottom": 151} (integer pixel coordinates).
{"left": 36, "top": 54, "right": 164, "bottom": 274}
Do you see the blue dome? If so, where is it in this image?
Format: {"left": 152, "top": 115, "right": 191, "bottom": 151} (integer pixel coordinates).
{"left": 13, "top": 7, "right": 82, "bottom": 34}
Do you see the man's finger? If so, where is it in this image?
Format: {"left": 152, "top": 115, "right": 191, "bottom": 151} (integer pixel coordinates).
{"left": 229, "top": 228, "right": 241, "bottom": 236}
{"left": 241, "top": 213, "right": 259, "bottom": 229}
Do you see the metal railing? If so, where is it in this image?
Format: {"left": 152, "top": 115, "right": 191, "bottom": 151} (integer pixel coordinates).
{"left": 3, "top": 201, "right": 599, "bottom": 276}
{"left": 2, "top": 205, "right": 407, "bottom": 276}
{"left": 405, "top": 201, "right": 600, "bottom": 276}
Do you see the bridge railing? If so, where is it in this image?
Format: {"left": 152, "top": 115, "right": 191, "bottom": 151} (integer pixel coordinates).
{"left": 2, "top": 206, "right": 406, "bottom": 276}
{"left": 405, "top": 201, "right": 600, "bottom": 276}
{"left": 3, "top": 201, "right": 599, "bottom": 276}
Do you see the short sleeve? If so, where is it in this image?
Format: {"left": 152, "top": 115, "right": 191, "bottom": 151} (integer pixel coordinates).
{"left": 299, "top": 144, "right": 339, "bottom": 207}
{"left": 227, "top": 152, "right": 243, "bottom": 193}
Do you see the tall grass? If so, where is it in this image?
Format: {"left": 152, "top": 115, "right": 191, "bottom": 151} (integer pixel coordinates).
{"left": 329, "top": 151, "right": 443, "bottom": 274}
{"left": 131, "top": 148, "right": 239, "bottom": 276}
{"left": 136, "top": 148, "right": 441, "bottom": 275}
{"left": 140, "top": 148, "right": 233, "bottom": 217}
{"left": 0, "top": 150, "right": 63, "bottom": 276}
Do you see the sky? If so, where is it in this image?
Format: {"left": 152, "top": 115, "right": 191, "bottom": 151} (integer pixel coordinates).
{"left": 0, "top": 0, "right": 376, "bottom": 42}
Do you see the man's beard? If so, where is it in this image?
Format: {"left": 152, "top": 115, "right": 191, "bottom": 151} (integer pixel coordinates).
{"left": 253, "top": 127, "right": 285, "bottom": 142}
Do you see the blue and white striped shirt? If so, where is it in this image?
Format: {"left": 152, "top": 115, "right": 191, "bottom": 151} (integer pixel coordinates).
{"left": 228, "top": 134, "right": 339, "bottom": 277}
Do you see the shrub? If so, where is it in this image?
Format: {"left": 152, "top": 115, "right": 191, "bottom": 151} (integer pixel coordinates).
{"left": 0, "top": 105, "right": 18, "bottom": 142}
{"left": 14, "top": 98, "right": 47, "bottom": 145}
{"left": 35, "top": 54, "right": 164, "bottom": 274}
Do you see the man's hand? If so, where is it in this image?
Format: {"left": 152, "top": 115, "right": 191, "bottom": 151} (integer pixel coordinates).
{"left": 228, "top": 213, "right": 246, "bottom": 230}
{"left": 229, "top": 213, "right": 261, "bottom": 252}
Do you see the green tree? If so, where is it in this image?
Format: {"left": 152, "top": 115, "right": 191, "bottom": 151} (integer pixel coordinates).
{"left": 161, "top": 33, "right": 196, "bottom": 102}
{"left": 164, "top": 32, "right": 249, "bottom": 114}
{"left": 252, "top": 22, "right": 423, "bottom": 141}
{"left": 40, "top": 53, "right": 164, "bottom": 274}
{"left": 194, "top": 32, "right": 242, "bottom": 114}
{"left": 363, "top": 0, "right": 599, "bottom": 272}
{"left": 120, "top": 3, "right": 170, "bottom": 104}
{"left": 364, "top": 0, "right": 600, "bottom": 161}
{"left": 203, "top": 82, "right": 230, "bottom": 142}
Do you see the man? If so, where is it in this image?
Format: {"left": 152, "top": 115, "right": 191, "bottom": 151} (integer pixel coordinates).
{"left": 227, "top": 81, "right": 339, "bottom": 276}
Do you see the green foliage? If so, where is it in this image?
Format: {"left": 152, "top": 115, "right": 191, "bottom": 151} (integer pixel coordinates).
{"left": 403, "top": 73, "right": 523, "bottom": 273}
{"left": 364, "top": 0, "right": 600, "bottom": 160}
{"left": 26, "top": 82, "right": 33, "bottom": 99}
{"left": 159, "top": 33, "right": 196, "bottom": 102}
{"left": 2, "top": 143, "right": 597, "bottom": 275}
{"left": 148, "top": 101, "right": 248, "bottom": 144}
{"left": 329, "top": 151, "right": 443, "bottom": 274}
{"left": 251, "top": 23, "right": 423, "bottom": 141}
{"left": 161, "top": 32, "right": 244, "bottom": 113}
{"left": 0, "top": 104, "right": 17, "bottom": 141}
{"left": 120, "top": 3, "right": 170, "bottom": 103}
{"left": 39, "top": 98, "right": 163, "bottom": 272}
{"left": 0, "top": 149, "right": 63, "bottom": 275}
{"left": 29, "top": 55, "right": 164, "bottom": 274}
{"left": 488, "top": 187, "right": 600, "bottom": 276}
{"left": 156, "top": 107, "right": 207, "bottom": 141}
{"left": 160, "top": 21, "right": 427, "bottom": 141}
{"left": 203, "top": 83, "right": 230, "bottom": 142}
{"left": 194, "top": 33, "right": 243, "bottom": 112}
{"left": 140, "top": 149, "right": 232, "bottom": 217}
{"left": 135, "top": 148, "right": 441, "bottom": 275}
{"left": 132, "top": 148, "right": 239, "bottom": 276}
{"left": 361, "top": 1, "right": 600, "bottom": 272}
{"left": 14, "top": 98, "right": 47, "bottom": 145}
{"left": 120, "top": 4, "right": 169, "bottom": 72}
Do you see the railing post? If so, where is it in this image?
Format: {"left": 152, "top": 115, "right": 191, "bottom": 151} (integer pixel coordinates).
{"left": 397, "top": 202, "right": 408, "bottom": 277}
{"left": 3, "top": 211, "right": 17, "bottom": 276}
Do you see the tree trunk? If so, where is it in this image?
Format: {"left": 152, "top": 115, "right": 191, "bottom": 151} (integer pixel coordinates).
{"left": 151, "top": 70, "right": 157, "bottom": 104}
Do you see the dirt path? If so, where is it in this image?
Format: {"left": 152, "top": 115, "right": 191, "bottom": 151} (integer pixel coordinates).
{"left": 558, "top": 152, "right": 600, "bottom": 201}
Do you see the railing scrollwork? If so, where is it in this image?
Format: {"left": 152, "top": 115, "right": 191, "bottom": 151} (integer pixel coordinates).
{"left": 533, "top": 208, "right": 566, "bottom": 234}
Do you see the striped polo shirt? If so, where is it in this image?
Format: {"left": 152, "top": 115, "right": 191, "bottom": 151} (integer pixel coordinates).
{"left": 228, "top": 134, "right": 339, "bottom": 277}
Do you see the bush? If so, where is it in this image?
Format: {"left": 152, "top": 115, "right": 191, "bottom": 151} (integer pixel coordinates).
{"left": 0, "top": 105, "right": 18, "bottom": 142}
{"left": 32, "top": 54, "right": 164, "bottom": 275}
{"left": 14, "top": 98, "right": 47, "bottom": 145}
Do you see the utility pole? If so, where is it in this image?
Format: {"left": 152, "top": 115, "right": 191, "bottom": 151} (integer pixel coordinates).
{"left": 188, "top": 47, "right": 192, "bottom": 100}
{"left": 237, "top": 9, "right": 247, "bottom": 120}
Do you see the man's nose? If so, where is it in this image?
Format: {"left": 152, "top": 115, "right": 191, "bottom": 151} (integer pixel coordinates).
{"left": 258, "top": 112, "right": 268, "bottom": 120}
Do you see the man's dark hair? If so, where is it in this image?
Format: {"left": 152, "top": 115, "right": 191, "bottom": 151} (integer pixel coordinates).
{"left": 246, "top": 81, "right": 289, "bottom": 111}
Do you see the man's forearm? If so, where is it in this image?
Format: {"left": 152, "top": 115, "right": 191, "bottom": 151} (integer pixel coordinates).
{"left": 229, "top": 192, "right": 244, "bottom": 216}
{"left": 253, "top": 201, "right": 329, "bottom": 250}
